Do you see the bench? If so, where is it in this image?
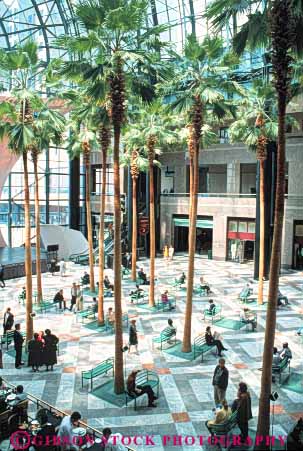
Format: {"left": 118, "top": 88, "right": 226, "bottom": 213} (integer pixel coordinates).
{"left": 122, "top": 267, "right": 130, "bottom": 278}
{"left": 98, "top": 313, "right": 129, "bottom": 333}
{"left": 125, "top": 369, "right": 159, "bottom": 409}
{"left": 203, "top": 306, "right": 222, "bottom": 323}
{"left": 81, "top": 357, "right": 114, "bottom": 390}
{"left": 172, "top": 279, "right": 186, "bottom": 290}
{"left": 34, "top": 301, "right": 58, "bottom": 314}
{"left": 136, "top": 277, "right": 145, "bottom": 285}
{"left": 0, "top": 331, "right": 26, "bottom": 350}
{"left": 272, "top": 357, "right": 291, "bottom": 384}
{"left": 156, "top": 296, "right": 176, "bottom": 311}
{"left": 104, "top": 288, "right": 113, "bottom": 298}
{"left": 239, "top": 288, "right": 254, "bottom": 304}
{"left": 130, "top": 291, "right": 148, "bottom": 304}
{"left": 193, "top": 335, "right": 217, "bottom": 361}
{"left": 205, "top": 410, "right": 238, "bottom": 436}
{"left": 76, "top": 308, "right": 96, "bottom": 323}
{"left": 152, "top": 327, "right": 177, "bottom": 350}
{"left": 195, "top": 285, "right": 210, "bottom": 296}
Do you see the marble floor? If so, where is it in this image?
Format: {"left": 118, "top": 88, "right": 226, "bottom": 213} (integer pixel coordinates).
{"left": 0, "top": 255, "right": 303, "bottom": 450}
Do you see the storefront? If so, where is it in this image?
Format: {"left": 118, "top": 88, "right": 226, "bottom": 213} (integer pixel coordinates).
{"left": 293, "top": 220, "right": 303, "bottom": 269}
{"left": 227, "top": 218, "right": 256, "bottom": 262}
{"left": 173, "top": 216, "right": 213, "bottom": 254}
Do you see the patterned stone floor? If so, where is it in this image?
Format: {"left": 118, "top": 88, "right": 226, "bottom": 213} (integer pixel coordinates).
{"left": 1, "top": 255, "right": 303, "bottom": 450}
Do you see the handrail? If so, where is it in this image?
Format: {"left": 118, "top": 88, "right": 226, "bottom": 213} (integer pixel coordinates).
{"left": 2, "top": 378, "right": 135, "bottom": 451}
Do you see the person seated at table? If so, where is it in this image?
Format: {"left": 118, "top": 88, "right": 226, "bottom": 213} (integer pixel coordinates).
{"left": 35, "top": 414, "right": 56, "bottom": 451}
{"left": 240, "top": 307, "right": 257, "bottom": 331}
{"left": 239, "top": 284, "right": 252, "bottom": 301}
{"left": 126, "top": 370, "right": 157, "bottom": 408}
{"left": 102, "top": 428, "right": 128, "bottom": 451}
{"left": 106, "top": 307, "right": 115, "bottom": 326}
{"left": 10, "top": 385, "right": 27, "bottom": 406}
{"left": 53, "top": 289, "right": 67, "bottom": 310}
{"left": 205, "top": 326, "right": 227, "bottom": 357}
{"left": 177, "top": 272, "right": 186, "bottom": 285}
{"left": 277, "top": 289, "right": 289, "bottom": 306}
{"left": 138, "top": 268, "right": 149, "bottom": 285}
{"left": 208, "top": 299, "right": 216, "bottom": 313}
{"left": 279, "top": 342, "right": 292, "bottom": 360}
{"left": 104, "top": 275, "right": 114, "bottom": 291}
{"left": 161, "top": 290, "right": 175, "bottom": 310}
{"left": 81, "top": 271, "right": 90, "bottom": 286}
{"left": 200, "top": 276, "right": 211, "bottom": 295}
{"left": 207, "top": 399, "right": 232, "bottom": 428}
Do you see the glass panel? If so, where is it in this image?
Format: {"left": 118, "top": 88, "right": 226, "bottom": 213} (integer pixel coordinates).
{"left": 248, "top": 222, "right": 255, "bottom": 233}
{"left": 228, "top": 221, "right": 237, "bottom": 232}
{"left": 238, "top": 222, "right": 247, "bottom": 232}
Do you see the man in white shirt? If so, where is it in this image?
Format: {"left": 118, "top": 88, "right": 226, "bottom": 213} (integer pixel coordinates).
{"left": 60, "top": 259, "right": 67, "bottom": 277}
{"left": 102, "top": 428, "right": 128, "bottom": 451}
{"left": 10, "top": 385, "right": 27, "bottom": 406}
{"left": 58, "top": 411, "right": 81, "bottom": 450}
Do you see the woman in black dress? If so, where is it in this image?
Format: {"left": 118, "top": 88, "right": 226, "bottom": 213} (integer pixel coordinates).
{"left": 43, "top": 329, "right": 59, "bottom": 371}
{"left": 28, "top": 333, "right": 43, "bottom": 372}
{"left": 128, "top": 319, "right": 138, "bottom": 354}
{"left": 205, "top": 326, "right": 228, "bottom": 357}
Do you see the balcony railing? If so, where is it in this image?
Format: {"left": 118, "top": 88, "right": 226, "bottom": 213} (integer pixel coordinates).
{"left": 161, "top": 192, "right": 256, "bottom": 198}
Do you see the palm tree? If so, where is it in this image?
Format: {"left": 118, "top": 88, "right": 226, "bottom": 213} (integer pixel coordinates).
{"left": 229, "top": 82, "right": 278, "bottom": 305}
{"left": 68, "top": 120, "right": 98, "bottom": 293}
{"left": 255, "top": 0, "right": 295, "bottom": 445}
{"left": 205, "top": 0, "right": 303, "bottom": 56}
{"left": 97, "top": 115, "right": 111, "bottom": 325}
{"left": 31, "top": 108, "right": 66, "bottom": 304}
{"left": 161, "top": 35, "right": 238, "bottom": 352}
{"left": 55, "top": 0, "right": 168, "bottom": 394}
{"left": 121, "top": 145, "right": 148, "bottom": 282}
{"left": 0, "top": 40, "right": 44, "bottom": 340}
{"left": 123, "top": 101, "right": 177, "bottom": 306}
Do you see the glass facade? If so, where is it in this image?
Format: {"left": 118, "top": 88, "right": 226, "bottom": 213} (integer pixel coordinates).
{"left": 0, "top": 146, "right": 70, "bottom": 247}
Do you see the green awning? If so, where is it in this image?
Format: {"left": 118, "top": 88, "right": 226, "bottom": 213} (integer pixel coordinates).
{"left": 173, "top": 218, "right": 213, "bottom": 229}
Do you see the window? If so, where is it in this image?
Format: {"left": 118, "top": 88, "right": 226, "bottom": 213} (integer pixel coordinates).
{"left": 92, "top": 165, "right": 114, "bottom": 195}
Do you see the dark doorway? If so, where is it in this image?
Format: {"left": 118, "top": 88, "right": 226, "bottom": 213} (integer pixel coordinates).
{"left": 174, "top": 226, "right": 213, "bottom": 253}
{"left": 244, "top": 240, "right": 254, "bottom": 261}
{"left": 293, "top": 221, "right": 303, "bottom": 269}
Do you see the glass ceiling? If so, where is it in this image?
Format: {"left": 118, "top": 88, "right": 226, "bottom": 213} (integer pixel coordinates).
{"left": 0, "top": 0, "right": 78, "bottom": 61}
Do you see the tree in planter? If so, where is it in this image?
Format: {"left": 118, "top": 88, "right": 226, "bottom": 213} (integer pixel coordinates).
{"left": 161, "top": 35, "right": 239, "bottom": 352}
{"left": 31, "top": 108, "right": 66, "bottom": 304}
{"left": 68, "top": 119, "right": 98, "bottom": 293}
{"left": 0, "top": 40, "right": 44, "bottom": 340}
{"left": 96, "top": 109, "right": 111, "bottom": 325}
{"left": 121, "top": 145, "right": 149, "bottom": 282}
{"left": 229, "top": 81, "right": 279, "bottom": 305}
{"left": 56, "top": 0, "right": 169, "bottom": 393}
{"left": 255, "top": 1, "right": 296, "bottom": 444}
{"left": 123, "top": 101, "right": 177, "bottom": 307}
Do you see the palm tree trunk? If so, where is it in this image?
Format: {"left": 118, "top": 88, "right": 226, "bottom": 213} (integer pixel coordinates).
{"left": 98, "top": 147, "right": 107, "bottom": 325}
{"left": 131, "top": 177, "right": 137, "bottom": 281}
{"left": 255, "top": 0, "right": 293, "bottom": 442}
{"left": 182, "top": 145, "right": 198, "bottom": 352}
{"left": 33, "top": 153, "right": 43, "bottom": 304}
{"left": 23, "top": 152, "right": 33, "bottom": 341}
{"left": 84, "top": 146, "right": 95, "bottom": 292}
{"left": 149, "top": 163, "right": 155, "bottom": 307}
{"left": 113, "top": 125, "right": 124, "bottom": 394}
{"left": 257, "top": 159, "right": 265, "bottom": 305}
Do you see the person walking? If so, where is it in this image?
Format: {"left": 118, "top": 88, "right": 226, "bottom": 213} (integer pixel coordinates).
{"left": 0, "top": 264, "right": 5, "bottom": 288}
{"left": 128, "top": 319, "right": 138, "bottom": 354}
{"left": 232, "top": 382, "right": 252, "bottom": 443}
{"left": 59, "top": 259, "right": 66, "bottom": 277}
{"left": 13, "top": 324, "right": 24, "bottom": 369}
{"left": 43, "top": 329, "right": 59, "bottom": 371}
{"left": 28, "top": 333, "right": 43, "bottom": 372}
{"left": 70, "top": 282, "right": 77, "bottom": 312}
{"left": 168, "top": 244, "right": 174, "bottom": 261}
{"left": 212, "top": 358, "right": 229, "bottom": 407}
{"left": 3, "top": 307, "right": 14, "bottom": 335}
